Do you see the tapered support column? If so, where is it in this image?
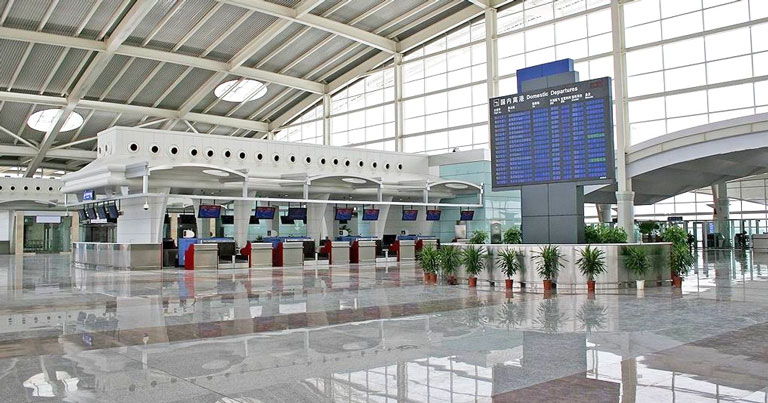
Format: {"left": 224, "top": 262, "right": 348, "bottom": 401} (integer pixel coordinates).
{"left": 117, "top": 195, "right": 169, "bottom": 244}
{"left": 597, "top": 204, "right": 612, "bottom": 224}
{"left": 13, "top": 212, "right": 23, "bottom": 255}
{"left": 714, "top": 182, "right": 731, "bottom": 247}
{"left": 70, "top": 211, "right": 80, "bottom": 244}
{"left": 616, "top": 191, "right": 635, "bottom": 242}
{"left": 234, "top": 200, "right": 251, "bottom": 247}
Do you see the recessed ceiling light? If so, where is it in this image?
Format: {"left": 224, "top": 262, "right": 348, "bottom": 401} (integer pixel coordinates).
{"left": 27, "top": 109, "right": 83, "bottom": 132}
{"left": 342, "top": 177, "right": 366, "bottom": 184}
{"left": 445, "top": 183, "right": 468, "bottom": 190}
{"left": 214, "top": 79, "right": 267, "bottom": 102}
{"left": 202, "top": 169, "right": 229, "bottom": 177}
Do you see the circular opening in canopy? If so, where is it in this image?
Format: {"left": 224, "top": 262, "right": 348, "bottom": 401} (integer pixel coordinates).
{"left": 27, "top": 109, "right": 83, "bottom": 132}
{"left": 214, "top": 79, "right": 267, "bottom": 102}
{"left": 445, "top": 183, "right": 469, "bottom": 190}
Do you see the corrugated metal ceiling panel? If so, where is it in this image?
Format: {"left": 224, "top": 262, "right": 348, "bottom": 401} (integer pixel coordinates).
{"left": 176, "top": 3, "right": 247, "bottom": 57}
{"left": 0, "top": 39, "right": 29, "bottom": 90}
{"left": 141, "top": 0, "right": 217, "bottom": 51}
{"left": 241, "top": 22, "right": 304, "bottom": 69}
{"left": 45, "top": 48, "right": 92, "bottom": 95}
{"left": 123, "top": 0, "right": 178, "bottom": 47}
{"left": 102, "top": 58, "right": 162, "bottom": 103}
{"left": 206, "top": 11, "right": 279, "bottom": 63}
{"left": 0, "top": 102, "right": 30, "bottom": 140}
{"left": 259, "top": 29, "right": 332, "bottom": 75}
{"left": 43, "top": 0, "right": 94, "bottom": 36}
{"left": 129, "top": 62, "right": 189, "bottom": 107}
{"left": 84, "top": 54, "right": 132, "bottom": 100}
{"left": 13, "top": 43, "right": 64, "bottom": 93}
{"left": 3, "top": 0, "right": 49, "bottom": 31}
{"left": 322, "top": 0, "right": 380, "bottom": 24}
{"left": 156, "top": 68, "right": 216, "bottom": 110}
{"left": 79, "top": 0, "right": 126, "bottom": 39}
{"left": 291, "top": 36, "right": 355, "bottom": 80}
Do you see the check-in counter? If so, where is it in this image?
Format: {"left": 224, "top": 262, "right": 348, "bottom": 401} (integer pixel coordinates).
{"left": 274, "top": 241, "right": 305, "bottom": 267}
{"left": 251, "top": 243, "right": 273, "bottom": 267}
{"left": 396, "top": 240, "right": 416, "bottom": 261}
{"left": 417, "top": 238, "right": 438, "bottom": 252}
{"left": 753, "top": 234, "right": 768, "bottom": 252}
{"left": 184, "top": 243, "right": 218, "bottom": 270}
{"left": 351, "top": 240, "right": 377, "bottom": 263}
{"left": 330, "top": 241, "right": 351, "bottom": 264}
{"left": 72, "top": 242, "right": 162, "bottom": 270}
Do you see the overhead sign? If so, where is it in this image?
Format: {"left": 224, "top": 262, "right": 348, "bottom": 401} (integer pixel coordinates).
{"left": 83, "top": 189, "right": 95, "bottom": 201}
{"left": 490, "top": 77, "right": 615, "bottom": 189}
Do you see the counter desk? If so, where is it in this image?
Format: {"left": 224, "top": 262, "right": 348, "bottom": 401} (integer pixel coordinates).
{"left": 351, "top": 240, "right": 377, "bottom": 263}
{"left": 330, "top": 241, "right": 351, "bottom": 264}
{"left": 753, "top": 234, "right": 768, "bottom": 252}
{"left": 250, "top": 243, "right": 273, "bottom": 267}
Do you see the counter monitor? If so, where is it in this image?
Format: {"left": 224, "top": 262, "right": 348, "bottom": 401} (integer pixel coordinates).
{"left": 198, "top": 204, "right": 222, "bottom": 219}
{"left": 460, "top": 210, "right": 475, "bottom": 221}
{"left": 255, "top": 206, "right": 276, "bottom": 219}
{"left": 287, "top": 207, "right": 307, "bottom": 221}
{"left": 106, "top": 204, "right": 119, "bottom": 219}
{"left": 402, "top": 209, "right": 418, "bottom": 221}
{"left": 335, "top": 208, "right": 353, "bottom": 221}
{"left": 426, "top": 209, "right": 442, "bottom": 221}
{"left": 362, "top": 209, "right": 380, "bottom": 221}
{"left": 95, "top": 204, "right": 108, "bottom": 220}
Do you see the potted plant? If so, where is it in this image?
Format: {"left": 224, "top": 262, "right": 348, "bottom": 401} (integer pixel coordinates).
{"left": 577, "top": 245, "right": 606, "bottom": 293}
{"left": 417, "top": 245, "right": 439, "bottom": 284}
{"left": 439, "top": 245, "right": 462, "bottom": 285}
{"left": 623, "top": 246, "right": 649, "bottom": 290}
{"left": 670, "top": 243, "right": 694, "bottom": 288}
{"left": 497, "top": 248, "right": 522, "bottom": 289}
{"left": 533, "top": 245, "right": 564, "bottom": 291}
{"left": 638, "top": 221, "right": 660, "bottom": 243}
{"left": 461, "top": 245, "right": 486, "bottom": 287}
{"left": 468, "top": 230, "right": 488, "bottom": 244}
{"left": 503, "top": 227, "right": 522, "bottom": 244}
{"left": 662, "top": 225, "right": 688, "bottom": 246}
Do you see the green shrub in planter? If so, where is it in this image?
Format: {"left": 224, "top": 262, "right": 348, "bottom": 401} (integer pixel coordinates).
{"left": 503, "top": 227, "right": 522, "bottom": 244}
{"left": 577, "top": 245, "right": 607, "bottom": 283}
{"left": 417, "top": 245, "right": 440, "bottom": 274}
{"left": 497, "top": 248, "right": 523, "bottom": 279}
{"left": 439, "top": 245, "right": 462, "bottom": 277}
{"left": 468, "top": 230, "right": 489, "bottom": 245}
{"left": 534, "top": 245, "right": 565, "bottom": 281}
{"left": 461, "top": 246, "right": 487, "bottom": 277}
{"left": 671, "top": 243, "right": 694, "bottom": 277}
{"left": 662, "top": 225, "right": 688, "bottom": 247}
{"left": 623, "top": 246, "right": 650, "bottom": 278}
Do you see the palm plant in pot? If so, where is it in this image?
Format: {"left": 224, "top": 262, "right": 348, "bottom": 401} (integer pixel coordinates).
{"left": 533, "top": 245, "right": 564, "bottom": 291}
{"left": 461, "top": 245, "right": 486, "bottom": 287}
{"left": 439, "top": 245, "right": 462, "bottom": 285}
{"left": 417, "top": 245, "right": 440, "bottom": 284}
{"left": 670, "top": 243, "right": 694, "bottom": 288}
{"left": 577, "top": 245, "right": 606, "bottom": 293}
{"left": 623, "top": 246, "right": 650, "bottom": 290}
{"left": 497, "top": 248, "right": 523, "bottom": 289}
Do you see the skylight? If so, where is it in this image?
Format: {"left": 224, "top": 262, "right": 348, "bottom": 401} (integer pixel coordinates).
{"left": 27, "top": 109, "right": 83, "bottom": 132}
{"left": 214, "top": 79, "right": 267, "bottom": 102}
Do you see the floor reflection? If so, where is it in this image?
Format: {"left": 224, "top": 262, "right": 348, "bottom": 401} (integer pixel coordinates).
{"left": 0, "top": 251, "right": 765, "bottom": 401}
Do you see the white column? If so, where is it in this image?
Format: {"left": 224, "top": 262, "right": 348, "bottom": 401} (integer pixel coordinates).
{"left": 374, "top": 196, "right": 394, "bottom": 238}
{"left": 234, "top": 200, "right": 251, "bottom": 247}
{"left": 322, "top": 94, "right": 331, "bottom": 145}
{"left": 70, "top": 211, "right": 80, "bottom": 244}
{"left": 170, "top": 213, "right": 178, "bottom": 243}
{"left": 393, "top": 53, "right": 404, "bottom": 152}
{"left": 611, "top": 0, "right": 635, "bottom": 242}
{"left": 485, "top": 8, "right": 499, "bottom": 99}
{"left": 714, "top": 182, "right": 731, "bottom": 247}
{"left": 116, "top": 195, "right": 169, "bottom": 244}
{"left": 13, "top": 211, "right": 23, "bottom": 255}
{"left": 597, "top": 204, "right": 612, "bottom": 224}
{"left": 192, "top": 199, "right": 209, "bottom": 238}
{"left": 306, "top": 194, "right": 331, "bottom": 246}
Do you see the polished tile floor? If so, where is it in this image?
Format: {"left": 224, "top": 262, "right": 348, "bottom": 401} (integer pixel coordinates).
{"left": 1, "top": 249, "right": 768, "bottom": 402}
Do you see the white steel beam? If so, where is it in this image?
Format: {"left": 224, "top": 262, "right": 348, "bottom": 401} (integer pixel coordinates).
{"left": 0, "top": 144, "right": 95, "bottom": 160}
{"left": 219, "top": 0, "right": 397, "bottom": 53}
{"left": 0, "top": 27, "right": 325, "bottom": 94}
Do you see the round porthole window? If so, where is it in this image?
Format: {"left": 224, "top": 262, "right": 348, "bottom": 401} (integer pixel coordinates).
{"left": 205, "top": 148, "right": 214, "bottom": 158}
{"left": 398, "top": 163, "right": 403, "bottom": 170}
{"left": 305, "top": 156, "right": 312, "bottom": 164}
{"left": 289, "top": 155, "right": 296, "bottom": 163}
{"left": 358, "top": 160, "right": 364, "bottom": 168}
{"left": 169, "top": 145, "right": 179, "bottom": 155}
{"left": 35, "top": 186, "right": 40, "bottom": 191}
{"left": 320, "top": 158, "right": 326, "bottom": 165}
{"left": 344, "top": 159, "right": 351, "bottom": 167}
{"left": 238, "top": 151, "right": 246, "bottom": 160}
{"left": 333, "top": 158, "right": 339, "bottom": 166}
{"left": 273, "top": 154, "right": 280, "bottom": 162}
{"left": 189, "top": 147, "right": 198, "bottom": 157}
{"left": 104, "top": 144, "right": 109, "bottom": 154}
{"left": 372, "top": 162, "right": 378, "bottom": 169}
{"left": 48, "top": 187, "right": 53, "bottom": 191}
{"left": 23, "top": 186, "right": 28, "bottom": 191}
{"left": 385, "top": 163, "right": 390, "bottom": 170}
{"left": 256, "top": 153, "right": 263, "bottom": 161}
{"left": 223, "top": 150, "right": 231, "bottom": 158}
{"left": 150, "top": 145, "right": 159, "bottom": 154}
{"left": 129, "top": 143, "right": 139, "bottom": 152}
{"left": 10, "top": 186, "right": 15, "bottom": 191}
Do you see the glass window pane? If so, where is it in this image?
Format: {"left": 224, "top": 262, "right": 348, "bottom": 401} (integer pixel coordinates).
{"left": 664, "top": 64, "right": 706, "bottom": 91}
{"left": 629, "top": 96, "right": 666, "bottom": 122}
{"left": 627, "top": 72, "right": 665, "bottom": 97}
{"left": 666, "top": 90, "right": 708, "bottom": 118}
{"left": 525, "top": 25, "right": 555, "bottom": 51}
{"left": 705, "top": 28, "right": 752, "bottom": 60}
{"left": 587, "top": 9, "right": 612, "bottom": 35}
{"left": 624, "top": 0, "right": 660, "bottom": 27}
{"left": 626, "top": 46, "right": 663, "bottom": 76}
{"left": 661, "top": 0, "right": 701, "bottom": 18}
{"left": 703, "top": 1, "right": 749, "bottom": 30}
{"left": 625, "top": 21, "right": 661, "bottom": 47}
{"left": 661, "top": 12, "right": 703, "bottom": 40}
{"left": 708, "top": 83, "right": 754, "bottom": 112}
{"left": 706, "top": 55, "right": 752, "bottom": 84}
{"left": 663, "top": 38, "right": 705, "bottom": 69}
{"left": 555, "top": 16, "right": 587, "bottom": 43}
{"left": 630, "top": 119, "right": 667, "bottom": 144}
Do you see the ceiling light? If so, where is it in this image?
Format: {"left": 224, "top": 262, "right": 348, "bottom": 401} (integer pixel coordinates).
{"left": 214, "top": 79, "right": 267, "bottom": 102}
{"left": 202, "top": 169, "right": 229, "bottom": 177}
{"left": 27, "top": 109, "right": 83, "bottom": 132}
{"left": 445, "top": 183, "right": 469, "bottom": 189}
{"left": 342, "top": 177, "right": 366, "bottom": 184}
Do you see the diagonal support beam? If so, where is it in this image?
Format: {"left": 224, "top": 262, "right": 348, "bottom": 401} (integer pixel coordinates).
{"left": 219, "top": 0, "right": 397, "bottom": 53}
{"left": 25, "top": 0, "right": 159, "bottom": 177}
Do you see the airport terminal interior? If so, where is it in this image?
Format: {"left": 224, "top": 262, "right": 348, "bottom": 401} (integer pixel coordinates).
{"left": 1, "top": 0, "right": 768, "bottom": 401}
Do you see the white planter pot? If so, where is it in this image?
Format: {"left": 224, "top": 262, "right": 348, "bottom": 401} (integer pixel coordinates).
{"left": 636, "top": 279, "right": 645, "bottom": 290}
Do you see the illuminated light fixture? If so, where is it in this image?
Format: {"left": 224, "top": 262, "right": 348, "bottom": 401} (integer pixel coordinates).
{"left": 27, "top": 109, "right": 83, "bottom": 132}
{"left": 214, "top": 79, "right": 267, "bottom": 102}
{"left": 202, "top": 169, "right": 229, "bottom": 177}
{"left": 445, "top": 183, "right": 469, "bottom": 189}
{"left": 342, "top": 177, "right": 366, "bottom": 184}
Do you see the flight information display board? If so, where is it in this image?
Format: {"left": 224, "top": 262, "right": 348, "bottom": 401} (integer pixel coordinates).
{"left": 490, "top": 77, "right": 615, "bottom": 189}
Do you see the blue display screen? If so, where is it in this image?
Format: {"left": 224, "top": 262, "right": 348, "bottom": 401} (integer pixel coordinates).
{"left": 335, "top": 208, "right": 353, "bottom": 221}
{"left": 83, "top": 189, "right": 94, "bottom": 201}
{"left": 460, "top": 210, "right": 475, "bottom": 221}
{"left": 198, "top": 205, "right": 221, "bottom": 219}
{"left": 288, "top": 207, "right": 307, "bottom": 220}
{"left": 402, "top": 209, "right": 418, "bottom": 221}
{"left": 490, "top": 77, "right": 615, "bottom": 189}
{"left": 255, "top": 207, "right": 276, "bottom": 219}
{"left": 95, "top": 205, "right": 107, "bottom": 220}
{"left": 426, "top": 210, "right": 442, "bottom": 221}
{"left": 362, "top": 209, "right": 380, "bottom": 221}
{"left": 106, "top": 204, "right": 119, "bottom": 219}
